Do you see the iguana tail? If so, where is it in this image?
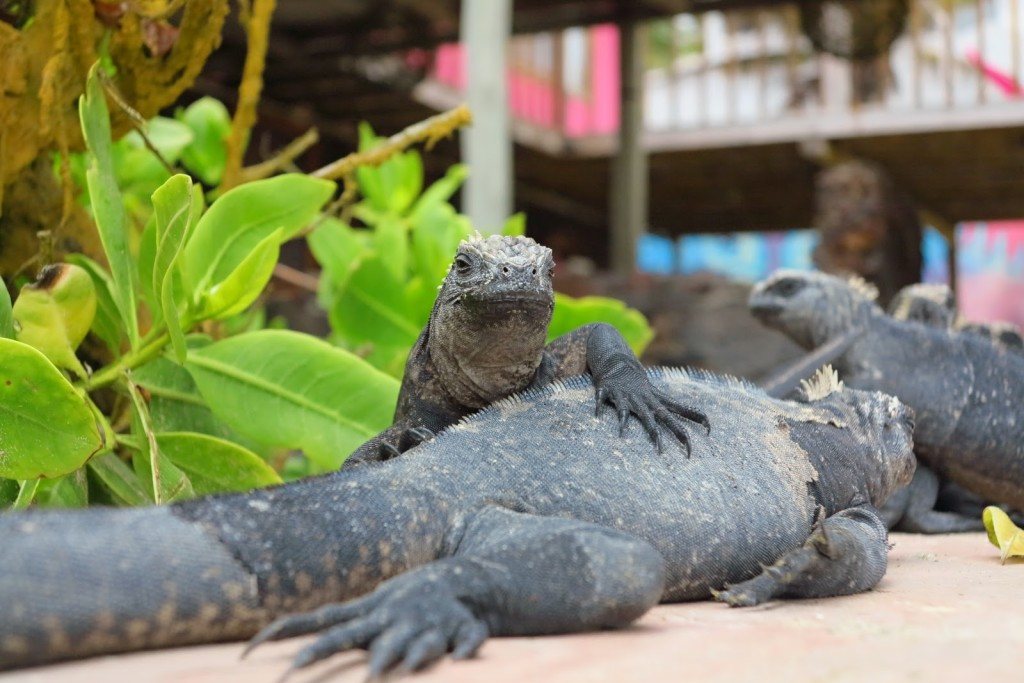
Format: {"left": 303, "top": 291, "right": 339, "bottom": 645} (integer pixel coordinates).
{"left": 0, "top": 506, "right": 266, "bottom": 669}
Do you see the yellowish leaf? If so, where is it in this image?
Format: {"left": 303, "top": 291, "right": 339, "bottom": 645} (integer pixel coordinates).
{"left": 982, "top": 506, "right": 1024, "bottom": 563}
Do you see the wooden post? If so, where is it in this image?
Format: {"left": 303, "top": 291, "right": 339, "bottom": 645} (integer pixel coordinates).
{"left": 610, "top": 20, "right": 648, "bottom": 275}
{"left": 460, "top": 0, "right": 512, "bottom": 233}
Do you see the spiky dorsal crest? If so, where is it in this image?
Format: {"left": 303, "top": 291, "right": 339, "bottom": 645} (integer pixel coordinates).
{"left": 456, "top": 233, "right": 551, "bottom": 267}
{"left": 845, "top": 275, "right": 879, "bottom": 302}
{"left": 799, "top": 364, "right": 845, "bottom": 402}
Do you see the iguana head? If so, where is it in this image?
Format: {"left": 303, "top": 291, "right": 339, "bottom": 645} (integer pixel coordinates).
{"left": 749, "top": 270, "right": 883, "bottom": 348}
{"left": 797, "top": 366, "right": 917, "bottom": 508}
{"left": 428, "top": 235, "right": 555, "bottom": 405}
{"left": 436, "top": 234, "right": 554, "bottom": 318}
{"left": 888, "top": 283, "right": 955, "bottom": 328}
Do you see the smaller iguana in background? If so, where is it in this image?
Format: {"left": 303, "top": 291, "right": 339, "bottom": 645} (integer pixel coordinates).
{"left": 889, "top": 283, "right": 1024, "bottom": 354}
{"left": 749, "top": 271, "right": 1024, "bottom": 524}
{"left": 345, "top": 234, "right": 709, "bottom": 466}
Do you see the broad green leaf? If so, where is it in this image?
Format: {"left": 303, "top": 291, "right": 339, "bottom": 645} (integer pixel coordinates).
{"left": 134, "top": 352, "right": 258, "bottom": 447}
{"left": 356, "top": 123, "right": 423, "bottom": 215}
{"left": 196, "top": 228, "right": 282, "bottom": 320}
{"left": 983, "top": 506, "right": 1024, "bottom": 563}
{"left": 502, "top": 212, "right": 526, "bottom": 237}
{"left": 374, "top": 215, "right": 409, "bottom": 282}
{"left": 137, "top": 117, "right": 194, "bottom": 162}
{"left": 88, "top": 452, "right": 150, "bottom": 506}
{"left": 179, "top": 174, "right": 335, "bottom": 296}
{"left": 185, "top": 330, "right": 399, "bottom": 470}
{"left": 156, "top": 432, "right": 281, "bottom": 495}
{"left": 548, "top": 294, "right": 654, "bottom": 356}
{"left": 177, "top": 97, "right": 231, "bottom": 185}
{"left": 11, "top": 480, "right": 39, "bottom": 509}
{"left": 65, "top": 255, "right": 124, "bottom": 355}
{"left": 308, "top": 218, "right": 371, "bottom": 308}
{"left": 36, "top": 470, "right": 89, "bottom": 508}
{"left": 330, "top": 253, "right": 421, "bottom": 350}
{"left": 408, "top": 163, "right": 467, "bottom": 222}
{"left": 79, "top": 63, "right": 139, "bottom": 348}
{"left": 13, "top": 264, "right": 97, "bottom": 376}
{"left": 130, "top": 446, "right": 194, "bottom": 503}
{"left": 0, "top": 281, "right": 13, "bottom": 338}
{"left": 0, "top": 339, "right": 103, "bottom": 479}
{"left": 410, "top": 200, "right": 468, "bottom": 284}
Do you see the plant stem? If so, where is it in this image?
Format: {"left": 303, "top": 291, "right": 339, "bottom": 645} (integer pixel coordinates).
{"left": 311, "top": 104, "right": 473, "bottom": 181}
{"left": 12, "top": 480, "right": 40, "bottom": 510}
{"left": 79, "top": 331, "right": 170, "bottom": 392}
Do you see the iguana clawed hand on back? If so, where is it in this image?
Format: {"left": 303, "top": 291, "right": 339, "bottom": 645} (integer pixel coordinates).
{"left": 346, "top": 234, "right": 709, "bottom": 465}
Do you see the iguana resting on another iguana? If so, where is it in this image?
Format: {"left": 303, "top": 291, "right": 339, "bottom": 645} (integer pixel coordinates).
{"left": 749, "top": 271, "right": 1024, "bottom": 527}
{"left": 345, "top": 234, "right": 708, "bottom": 466}
{"left": 0, "top": 366, "right": 915, "bottom": 674}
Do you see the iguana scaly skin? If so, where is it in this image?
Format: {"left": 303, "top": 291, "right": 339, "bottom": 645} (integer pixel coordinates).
{"left": 0, "top": 367, "right": 914, "bottom": 674}
{"left": 345, "top": 234, "right": 709, "bottom": 465}
{"left": 750, "top": 270, "right": 1024, "bottom": 515}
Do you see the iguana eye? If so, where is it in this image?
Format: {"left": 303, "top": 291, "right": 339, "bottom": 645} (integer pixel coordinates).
{"left": 771, "top": 278, "right": 804, "bottom": 297}
{"left": 455, "top": 255, "right": 473, "bottom": 274}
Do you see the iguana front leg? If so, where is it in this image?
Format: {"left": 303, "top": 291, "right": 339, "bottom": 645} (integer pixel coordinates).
{"left": 245, "top": 506, "right": 665, "bottom": 677}
{"left": 893, "top": 466, "right": 985, "bottom": 533}
{"left": 714, "top": 505, "right": 888, "bottom": 607}
{"left": 546, "top": 323, "right": 711, "bottom": 454}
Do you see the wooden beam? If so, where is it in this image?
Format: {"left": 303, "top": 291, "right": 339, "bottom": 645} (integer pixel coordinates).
{"left": 610, "top": 20, "right": 649, "bottom": 274}
{"left": 460, "top": 0, "right": 513, "bottom": 233}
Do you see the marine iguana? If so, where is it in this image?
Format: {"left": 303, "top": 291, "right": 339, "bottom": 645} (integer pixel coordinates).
{"left": 888, "top": 283, "right": 1023, "bottom": 354}
{"left": 0, "top": 366, "right": 915, "bottom": 675}
{"left": 749, "top": 270, "right": 1024, "bottom": 518}
{"left": 345, "top": 234, "right": 709, "bottom": 466}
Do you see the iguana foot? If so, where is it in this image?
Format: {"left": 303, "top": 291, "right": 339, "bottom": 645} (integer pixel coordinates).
{"left": 246, "top": 564, "right": 489, "bottom": 677}
{"left": 378, "top": 427, "right": 437, "bottom": 461}
{"left": 593, "top": 354, "right": 710, "bottom": 456}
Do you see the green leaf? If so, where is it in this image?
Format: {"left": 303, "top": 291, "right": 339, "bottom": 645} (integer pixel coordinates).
{"left": 156, "top": 432, "right": 281, "bottom": 495}
{"left": 137, "top": 215, "right": 158, "bottom": 310}
{"left": 88, "top": 452, "right": 150, "bottom": 506}
{"left": 374, "top": 215, "right": 409, "bottom": 282}
{"left": 355, "top": 123, "right": 424, "bottom": 215}
{"left": 0, "top": 339, "right": 104, "bottom": 479}
{"left": 408, "top": 163, "right": 467, "bottom": 222}
{"left": 0, "top": 478, "right": 19, "bottom": 506}
{"left": 329, "top": 252, "right": 422, "bottom": 350}
{"left": 11, "top": 480, "right": 39, "bottom": 510}
{"left": 65, "top": 255, "right": 124, "bottom": 355}
{"left": 152, "top": 176, "right": 204, "bottom": 360}
{"left": 177, "top": 97, "right": 231, "bottom": 186}
{"left": 548, "top": 294, "right": 654, "bottom": 356}
{"left": 196, "top": 227, "right": 282, "bottom": 320}
{"left": 983, "top": 506, "right": 1024, "bottom": 563}
{"left": 79, "top": 62, "right": 139, "bottom": 348}
{"left": 13, "top": 264, "right": 97, "bottom": 376}
{"left": 0, "top": 280, "right": 14, "bottom": 339}
{"left": 36, "top": 469, "right": 89, "bottom": 508}
{"left": 134, "top": 352, "right": 256, "bottom": 447}
{"left": 502, "top": 212, "right": 526, "bottom": 237}
{"left": 185, "top": 330, "right": 399, "bottom": 470}
{"left": 308, "top": 218, "right": 371, "bottom": 308}
{"left": 151, "top": 175, "right": 193, "bottom": 313}
{"left": 410, "top": 200, "right": 469, "bottom": 284}
{"left": 179, "top": 174, "right": 335, "bottom": 297}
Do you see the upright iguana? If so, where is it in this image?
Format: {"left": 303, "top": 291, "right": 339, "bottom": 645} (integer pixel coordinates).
{"left": 345, "top": 234, "right": 709, "bottom": 465}
{"left": 0, "top": 366, "right": 915, "bottom": 675}
{"left": 749, "top": 270, "right": 1024, "bottom": 522}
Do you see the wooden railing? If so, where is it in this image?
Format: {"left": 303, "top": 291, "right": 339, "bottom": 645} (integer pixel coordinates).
{"left": 416, "top": 0, "right": 1024, "bottom": 154}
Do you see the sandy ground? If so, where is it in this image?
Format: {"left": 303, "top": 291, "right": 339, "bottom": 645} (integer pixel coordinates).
{"left": 4, "top": 532, "right": 1022, "bottom": 683}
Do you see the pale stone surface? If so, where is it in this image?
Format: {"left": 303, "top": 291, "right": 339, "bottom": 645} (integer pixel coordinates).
{"left": 6, "top": 533, "right": 1022, "bottom": 683}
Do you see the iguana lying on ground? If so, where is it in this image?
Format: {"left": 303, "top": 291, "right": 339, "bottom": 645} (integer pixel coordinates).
{"left": 0, "top": 366, "right": 915, "bottom": 674}
{"left": 345, "top": 234, "right": 708, "bottom": 466}
{"left": 749, "top": 271, "right": 1024, "bottom": 523}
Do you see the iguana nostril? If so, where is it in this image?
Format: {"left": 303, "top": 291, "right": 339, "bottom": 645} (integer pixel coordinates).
{"left": 532, "top": 267, "right": 537, "bottom": 275}
{"left": 503, "top": 266, "right": 510, "bottom": 274}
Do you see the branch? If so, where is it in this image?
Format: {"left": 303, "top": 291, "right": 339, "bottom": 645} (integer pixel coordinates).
{"left": 237, "top": 127, "right": 319, "bottom": 184}
{"left": 311, "top": 104, "right": 472, "bottom": 181}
